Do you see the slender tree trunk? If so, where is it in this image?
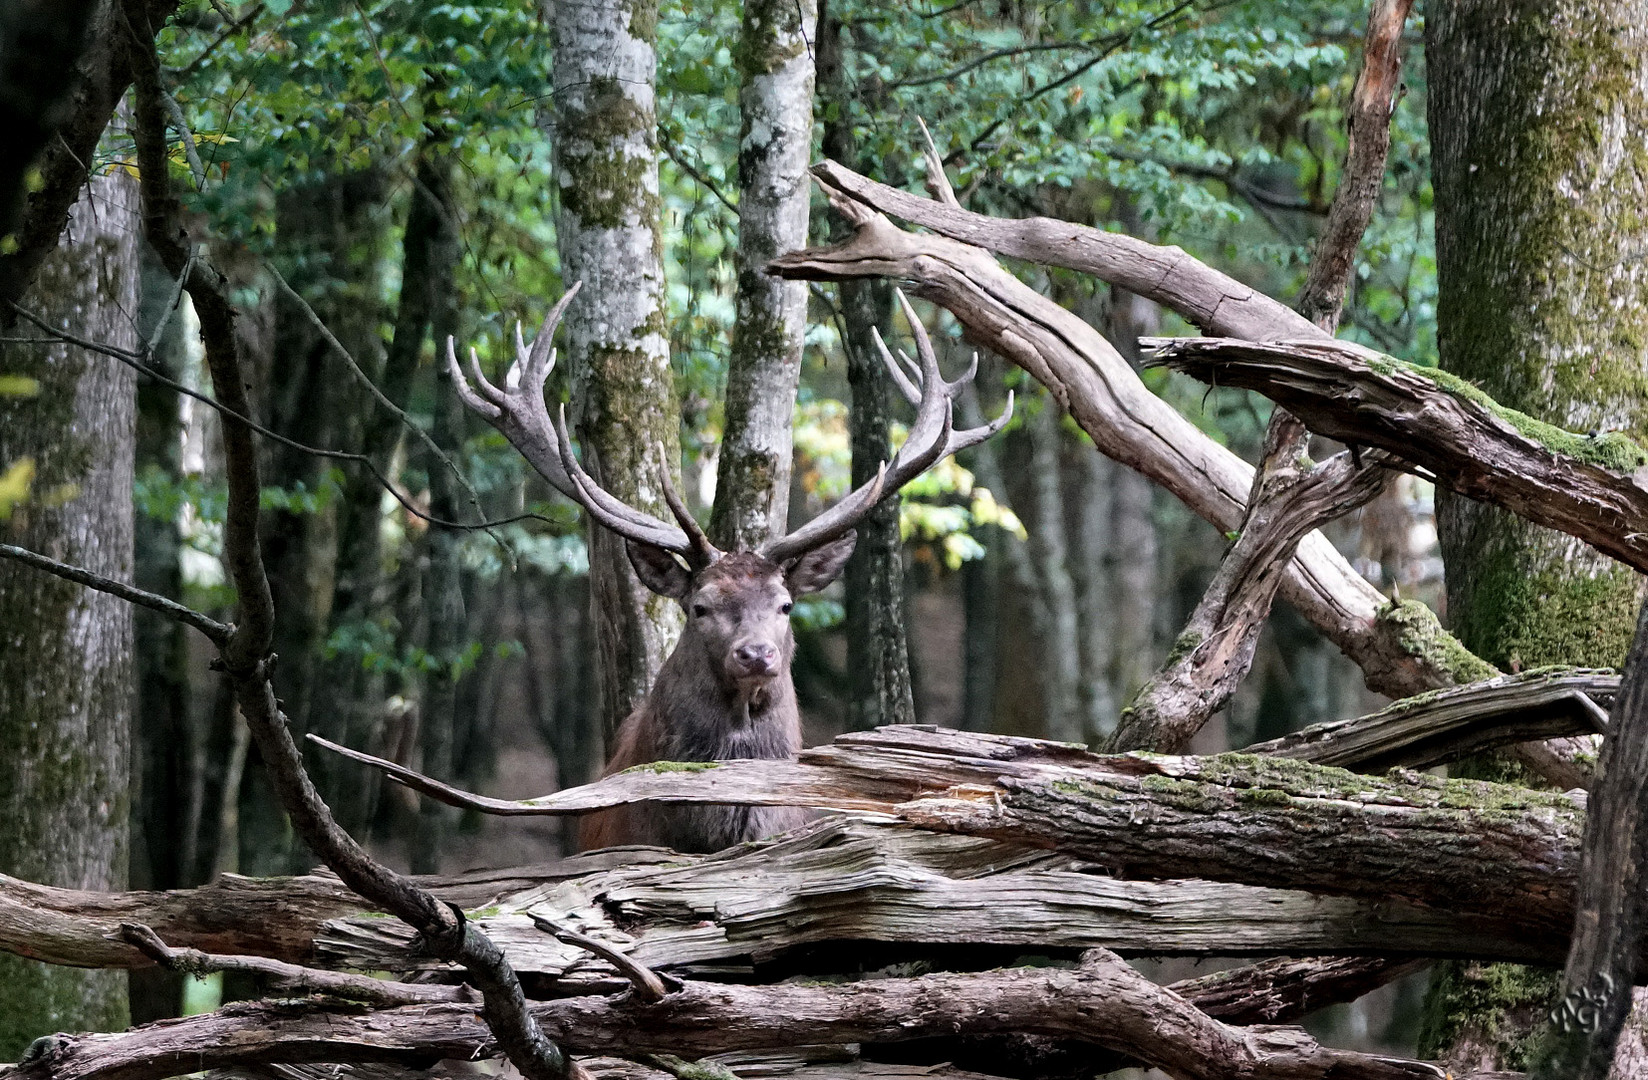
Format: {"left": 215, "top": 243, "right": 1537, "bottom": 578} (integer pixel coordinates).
{"left": 410, "top": 154, "right": 464, "bottom": 875}
{"left": 709, "top": 0, "right": 817, "bottom": 551}
{"left": 549, "top": 0, "right": 684, "bottom": 740}
{"left": 1073, "top": 448, "right": 1118, "bottom": 739}
{"left": 818, "top": 3, "right": 915, "bottom": 729}
{"left": 0, "top": 169, "right": 136, "bottom": 1057}
{"left": 1025, "top": 398, "right": 1083, "bottom": 742}
{"left": 1422, "top": 2, "right": 1648, "bottom": 1072}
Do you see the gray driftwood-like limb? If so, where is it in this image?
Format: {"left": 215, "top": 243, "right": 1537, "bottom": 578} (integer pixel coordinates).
{"left": 1295, "top": 0, "right": 1416, "bottom": 330}
{"left": 766, "top": 181, "right": 1488, "bottom": 699}
{"left": 1143, "top": 336, "right": 1648, "bottom": 575}
{"left": 0, "top": 816, "right": 1545, "bottom": 986}
{"left": 127, "top": 36, "right": 575, "bottom": 1080}
{"left": 117, "top": 923, "right": 473, "bottom": 1007}
{"left": 1532, "top": 600, "right": 1648, "bottom": 1079}
{"left": 2, "top": 953, "right": 1463, "bottom": 1080}
{"left": 1108, "top": 422, "right": 1392, "bottom": 753}
{"left": 804, "top": 160, "right": 1323, "bottom": 341}
{"left": 0, "top": 851, "right": 671, "bottom": 971}
{"left": 1246, "top": 669, "right": 1615, "bottom": 772}
{"left": 318, "top": 725, "right": 1586, "bottom": 934}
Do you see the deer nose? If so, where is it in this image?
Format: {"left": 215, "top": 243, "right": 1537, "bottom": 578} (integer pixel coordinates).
{"left": 735, "top": 643, "right": 777, "bottom": 669}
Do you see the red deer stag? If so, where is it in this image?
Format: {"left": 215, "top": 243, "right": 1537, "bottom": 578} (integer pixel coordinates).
{"left": 447, "top": 284, "right": 1011, "bottom": 853}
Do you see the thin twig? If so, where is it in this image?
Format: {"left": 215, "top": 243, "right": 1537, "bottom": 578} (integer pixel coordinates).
{"left": 118, "top": 922, "right": 473, "bottom": 1007}
{"left": 659, "top": 136, "right": 738, "bottom": 215}
{"left": 529, "top": 916, "right": 676, "bottom": 1003}
{"left": 8, "top": 301, "right": 554, "bottom": 534}
{"left": 0, "top": 544, "right": 233, "bottom": 644}
{"left": 157, "top": 88, "right": 207, "bottom": 190}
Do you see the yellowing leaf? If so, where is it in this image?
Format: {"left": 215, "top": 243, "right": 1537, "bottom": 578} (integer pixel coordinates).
{"left": 0, "top": 458, "right": 35, "bottom": 521}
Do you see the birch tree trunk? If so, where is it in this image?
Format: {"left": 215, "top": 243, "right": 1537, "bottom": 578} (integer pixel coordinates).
{"left": 709, "top": 0, "right": 817, "bottom": 551}
{"left": 0, "top": 169, "right": 136, "bottom": 1056}
{"left": 549, "top": 0, "right": 684, "bottom": 739}
{"left": 1422, "top": 1, "right": 1648, "bottom": 1071}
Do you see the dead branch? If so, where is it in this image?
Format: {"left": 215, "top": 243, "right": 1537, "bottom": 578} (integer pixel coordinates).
{"left": 802, "top": 160, "right": 1321, "bottom": 341}
{"left": 1108, "top": 430, "right": 1392, "bottom": 753}
{"left": 0, "top": 543, "right": 232, "bottom": 644}
{"left": 1144, "top": 336, "right": 1648, "bottom": 574}
{"left": 2, "top": 953, "right": 1461, "bottom": 1080}
{"left": 1296, "top": 0, "right": 1416, "bottom": 331}
{"left": 766, "top": 177, "right": 1488, "bottom": 699}
{"left": 1246, "top": 669, "right": 1614, "bottom": 772}
{"left": 118, "top": 923, "right": 473, "bottom": 1007}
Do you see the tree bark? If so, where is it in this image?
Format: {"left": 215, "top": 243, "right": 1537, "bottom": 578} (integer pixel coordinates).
{"left": 708, "top": 0, "right": 817, "bottom": 551}
{"left": 1423, "top": 2, "right": 1648, "bottom": 1071}
{"left": 550, "top": 0, "right": 684, "bottom": 741}
{"left": 0, "top": 168, "right": 136, "bottom": 1056}
{"left": 818, "top": 7, "right": 916, "bottom": 730}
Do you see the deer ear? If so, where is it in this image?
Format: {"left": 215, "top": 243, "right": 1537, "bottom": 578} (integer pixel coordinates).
{"left": 627, "top": 541, "right": 692, "bottom": 599}
{"left": 784, "top": 533, "right": 857, "bottom": 596}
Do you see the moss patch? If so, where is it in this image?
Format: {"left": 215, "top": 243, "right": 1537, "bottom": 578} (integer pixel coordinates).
{"left": 1418, "top": 961, "right": 1560, "bottom": 1070}
{"left": 1378, "top": 599, "right": 1498, "bottom": 684}
{"left": 622, "top": 760, "right": 720, "bottom": 774}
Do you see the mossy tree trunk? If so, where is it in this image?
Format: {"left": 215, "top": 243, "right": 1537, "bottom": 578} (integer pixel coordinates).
{"left": 549, "top": 0, "right": 684, "bottom": 740}
{"left": 1422, "top": 1, "right": 1648, "bottom": 1071}
{"left": 708, "top": 0, "right": 817, "bottom": 551}
{"left": 0, "top": 169, "right": 136, "bottom": 1057}
{"left": 818, "top": 3, "right": 916, "bottom": 729}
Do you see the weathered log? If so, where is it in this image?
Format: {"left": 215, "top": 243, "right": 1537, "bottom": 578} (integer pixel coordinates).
{"left": 1, "top": 815, "right": 1522, "bottom": 984}
{"left": 313, "top": 818, "right": 1552, "bottom": 978}
{"left": 766, "top": 178, "right": 1489, "bottom": 699}
{"left": 1142, "top": 336, "right": 1648, "bottom": 574}
{"left": 321, "top": 725, "right": 1586, "bottom": 934}
{"left": 1245, "top": 670, "right": 1615, "bottom": 772}
{"left": 0, "top": 851, "right": 672, "bottom": 970}
{"left": 1, "top": 950, "right": 1462, "bottom": 1080}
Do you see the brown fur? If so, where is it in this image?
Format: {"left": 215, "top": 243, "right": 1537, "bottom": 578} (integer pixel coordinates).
{"left": 576, "top": 545, "right": 852, "bottom": 854}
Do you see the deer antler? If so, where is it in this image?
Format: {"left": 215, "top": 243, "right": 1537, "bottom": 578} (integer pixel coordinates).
{"left": 446, "top": 282, "right": 717, "bottom": 568}
{"left": 760, "top": 288, "right": 1012, "bottom": 565}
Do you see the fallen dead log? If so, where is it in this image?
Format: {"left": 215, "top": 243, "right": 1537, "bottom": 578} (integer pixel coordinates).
{"left": 320, "top": 725, "right": 1585, "bottom": 935}
{"left": 1, "top": 950, "right": 1458, "bottom": 1080}
{"left": 312, "top": 817, "right": 1550, "bottom": 978}
{"left": 1245, "top": 669, "right": 1615, "bottom": 772}
{"left": 1143, "top": 336, "right": 1648, "bottom": 574}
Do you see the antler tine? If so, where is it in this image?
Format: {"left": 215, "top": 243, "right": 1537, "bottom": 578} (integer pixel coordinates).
{"left": 444, "top": 336, "right": 503, "bottom": 420}
{"left": 550, "top": 404, "right": 694, "bottom": 556}
{"left": 947, "top": 388, "right": 1014, "bottom": 455}
{"left": 871, "top": 325, "right": 921, "bottom": 405}
{"left": 520, "top": 281, "right": 582, "bottom": 387}
{"left": 656, "top": 456, "right": 721, "bottom": 569}
{"left": 893, "top": 289, "right": 943, "bottom": 389}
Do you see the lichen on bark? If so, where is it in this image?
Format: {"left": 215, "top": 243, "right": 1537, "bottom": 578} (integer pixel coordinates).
{"left": 0, "top": 170, "right": 136, "bottom": 1054}
{"left": 549, "top": 0, "right": 684, "bottom": 736}
{"left": 709, "top": 0, "right": 817, "bottom": 551}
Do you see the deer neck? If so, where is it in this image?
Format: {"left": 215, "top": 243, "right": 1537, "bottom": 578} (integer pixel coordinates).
{"left": 649, "top": 642, "right": 800, "bottom": 762}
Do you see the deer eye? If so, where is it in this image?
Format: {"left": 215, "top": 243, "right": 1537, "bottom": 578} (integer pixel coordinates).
{"left": 692, "top": 603, "right": 710, "bottom": 618}
{"left": 780, "top": 601, "right": 793, "bottom": 615}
